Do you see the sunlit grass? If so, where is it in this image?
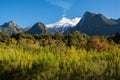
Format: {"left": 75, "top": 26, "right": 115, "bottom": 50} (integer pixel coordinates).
{"left": 0, "top": 45, "right": 119, "bottom": 80}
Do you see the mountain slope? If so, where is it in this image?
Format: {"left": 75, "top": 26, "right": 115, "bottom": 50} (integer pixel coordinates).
{"left": 0, "top": 21, "right": 23, "bottom": 35}
{"left": 23, "top": 26, "right": 31, "bottom": 32}
{"left": 47, "top": 17, "right": 80, "bottom": 33}
{"left": 66, "top": 11, "right": 120, "bottom": 36}
{"left": 25, "top": 22, "right": 49, "bottom": 34}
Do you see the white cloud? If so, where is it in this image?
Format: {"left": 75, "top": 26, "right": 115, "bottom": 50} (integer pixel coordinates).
{"left": 45, "top": 0, "right": 72, "bottom": 17}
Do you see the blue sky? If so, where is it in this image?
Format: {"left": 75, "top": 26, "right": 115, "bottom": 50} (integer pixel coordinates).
{"left": 0, "top": 0, "right": 120, "bottom": 28}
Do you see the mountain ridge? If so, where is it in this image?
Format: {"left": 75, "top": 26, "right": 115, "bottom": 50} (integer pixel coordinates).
{"left": 65, "top": 11, "right": 120, "bottom": 36}
{"left": 0, "top": 12, "right": 120, "bottom": 36}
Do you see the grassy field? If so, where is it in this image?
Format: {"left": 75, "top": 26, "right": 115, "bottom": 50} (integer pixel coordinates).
{"left": 0, "top": 44, "right": 119, "bottom": 80}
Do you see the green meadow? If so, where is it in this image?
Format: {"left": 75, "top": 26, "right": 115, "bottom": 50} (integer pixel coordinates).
{"left": 0, "top": 32, "right": 120, "bottom": 80}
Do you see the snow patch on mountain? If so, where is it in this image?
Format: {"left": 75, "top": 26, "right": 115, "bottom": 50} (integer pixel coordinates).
{"left": 46, "top": 17, "right": 81, "bottom": 28}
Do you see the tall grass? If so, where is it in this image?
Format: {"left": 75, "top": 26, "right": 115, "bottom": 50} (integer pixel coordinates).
{"left": 0, "top": 45, "right": 120, "bottom": 80}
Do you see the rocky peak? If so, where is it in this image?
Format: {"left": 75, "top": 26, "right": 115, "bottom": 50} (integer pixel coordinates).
{"left": 1, "top": 21, "right": 18, "bottom": 28}
{"left": 33, "top": 22, "right": 47, "bottom": 30}
{"left": 0, "top": 21, "right": 23, "bottom": 35}
{"left": 83, "top": 11, "right": 96, "bottom": 18}
{"left": 8, "top": 21, "right": 17, "bottom": 27}
{"left": 25, "top": 22, "right": 49, "bottom": 34}
{"left": 35, "top": 22, "right": 44, "bottom": 26}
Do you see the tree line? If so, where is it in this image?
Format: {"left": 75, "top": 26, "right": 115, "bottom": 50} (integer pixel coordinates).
{"left": 0, "top": 31, "right": 120, "bottom": 52}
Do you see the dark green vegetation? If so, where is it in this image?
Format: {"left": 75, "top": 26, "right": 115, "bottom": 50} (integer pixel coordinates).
{"left": 0, "top": 31, "right": 119, "bottom": 80}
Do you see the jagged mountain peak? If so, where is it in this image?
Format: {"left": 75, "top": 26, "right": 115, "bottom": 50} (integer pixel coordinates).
{"left": 35, "top": 22, "right": 44, "bottom": 26}
{"left": 65, "top": 11, "right": 120, "bottom": 35}
{"left": 82, "top": 11, "right": 106, "bottom": 20}
{"left": 33, "top": 22, "right": 45, "bottom": 28}
{"left": 80, "top": 11, "right": 117, "bottom": 25}
{"left": 32, "top": 22, "right": 47, "bottom": 31}
{"left": 84, "top": 11, "right": 96, "bottom": 16}
{"left": 8, "top": 21, "right": 17, "bottom": 27}
{"left": 0, "top": 21, "right": 23, "bottom": 35}
{"left": 1, "top": 20, "right": 20, "bottom": 28}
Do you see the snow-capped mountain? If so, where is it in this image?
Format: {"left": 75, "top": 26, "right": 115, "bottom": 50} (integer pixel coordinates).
{"left": 46, "top": 17, "right": 80, "bottom": 33}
